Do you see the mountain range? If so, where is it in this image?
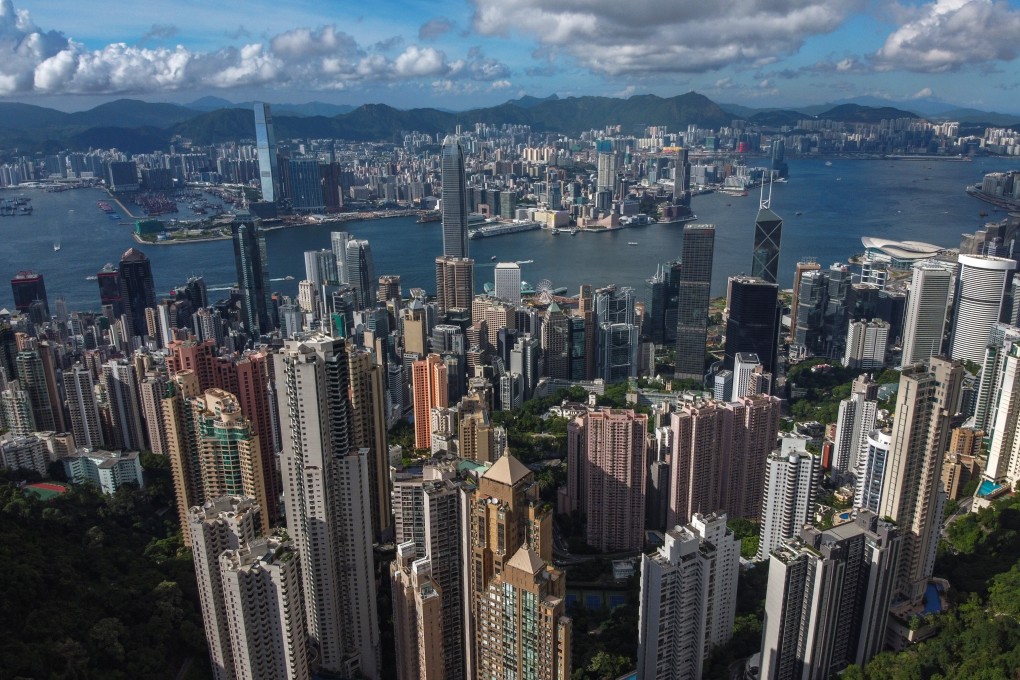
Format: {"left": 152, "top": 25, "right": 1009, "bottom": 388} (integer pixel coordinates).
{"left": 0, "top": 91, "right": 1016, "bottom": 155}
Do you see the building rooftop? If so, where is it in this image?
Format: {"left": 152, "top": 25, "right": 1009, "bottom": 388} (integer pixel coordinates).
{"left": 506, "top": 546, "right": 545, "bottom": 575}
{"left": 481, "top": 453, "right": 531, "bottom": 486}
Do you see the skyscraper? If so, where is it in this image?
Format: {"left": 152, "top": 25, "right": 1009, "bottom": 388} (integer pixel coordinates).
{"left": 347, "top": 347, "right": 391, "bottom": 539}
{"left": 304, "top": 249, "right": 337, "bottom": 286}
{"left": 288, "top": 158, "right": 325, "bottom": 212}
{"left": 673, "top": 147, "right": 691, "bottom": 210}
{"left": 844, "top": 319, "right": 890, "bottom": 370}
{"left": 597, "top": 151, "right": 618, "bottom": 193}
{"left": 220, "top": 537, "right": 309, "bottom": 680}
{"left": 974, "top": 323, "right": 1020, "bottom": 432}
{"left": 573, "top": 409, "right": 648, "bottom": 551}
{"left": 949, "top": 254, "right": 1016, "bottom": 363}
{"left": 231, "top": 210, "right": 273, "bottom": 338}
{"left": 64, "top": 363, "right": 104, "bottom": 449}
{"left": 751, "top": 185, "right": 783, "bottom": 285}
{"left": 331, "top": 231, "right": 351, "bottom": 283}
{"left": 855, "top": 429, "right": 892, "bottom": 512}
{"left": 668, "top": 395, "right": 780, "bottom": 525}
{"left": 595, "top": 285, "right": 640, "bottom": 382}
{"left": 164, "top": 380, "right": 272, "bottom": 542}
{"left": 983, "top": 343, "right": 1020, "bottom": 487}
{"left": 189, "top": 496, "right": 261, "bottom": 680}
{"left": 10, "top": 271, "right": 48, "bottom": 316}
{"left": 900, "top": 260, "right": 952, "bottom": 367}
{"left": 118, "top": 248, "right": 156, "bottom": 338}
{"left": 440, "top": 135, "right": 468, "bottom": 259}
{"left": 832, "top": 375, "right": 879, "bottom": 476}
{"left": 675, "top": 224, "right": 715, "bottom": 381}
{"left": 411, "top": 354, "right": 448, "bottom": 450}
{"left": 15, "top": 349, "right": 55, "bottom": 432}
{"left": 390, "top": 465, "right": 465, "bottom": 679}
{"left": 789, "top": 260, "right": 821, "bottom": 342}
{"left": 493, "top": 262, "right": 522, "bottom": 305}
{"left": 879, "top": 357, "right": 962, "bottom": 600}
{"left": 759, "top": 512, "right": 901, "bottom": 679}
{"left": 345, "top": 238, "right": 377, "bottom": 310}
{"left": 96, "top": 263, "right": 123, "bottom": 317}
{"left": 190, "top": 497, "right": 310, "bottom": 680}
{"left": 434, "top": 255, "right": 474, "bottom": 321}
{"left": 724, "top": 275, "right": 780, "bottom": 385}
{"left": 102, "top": 359, "right": 145, "bottom": 452}
{"left": 465, "top": 455, "right": 571, "bottom": 680}
{"left": 254, "top": 102, "right": 281, "bottom": 203}
{"left": 274, "top": 335, "right": 380, "bottom": 678}
{"left": 637, "top": 513, "right": 739, "bottom": 680}
{"left": 757, "top": 441, "right": 819, "bottom": 560}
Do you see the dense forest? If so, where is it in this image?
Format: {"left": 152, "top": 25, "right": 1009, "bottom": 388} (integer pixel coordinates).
{"left": 0, "top": 455, "right": 210, "bottom": 680}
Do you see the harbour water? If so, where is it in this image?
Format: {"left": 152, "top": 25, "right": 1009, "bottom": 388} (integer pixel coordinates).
{"left": 0, "top": 156, "right": 1015, "bottom": 312}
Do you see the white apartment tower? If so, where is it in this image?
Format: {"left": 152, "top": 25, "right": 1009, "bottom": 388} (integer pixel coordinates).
{"left": 843, "top": 319, "right": 889, "bottom": 370}
{"left": 949, "top": 254, "right": 1016, "bottom": 363}
{"left": 188, "top": 496, "right": 261, "bottom": 680}
{"left": 900, "top": 261, "right": 952, "bottom": 368}
{"left": 274, "top": 335, "right": 380, "bottom": 678}
{"left": 984, "top": 343, "right": 1020, "bottom": 486}
{"left": 855, "top": 429, "right": 892, "bottom": 513}
{"left": 831, "top": 375, "right": 879, "bottom": 476}
{"left": 757, "top": 441, "right": 819, "bottom": 561}
{"left": 637, "top": 512, "right": 739, "bottom": 680}
{"left": 220, "top": 537, "right": 310, "bottom": 680}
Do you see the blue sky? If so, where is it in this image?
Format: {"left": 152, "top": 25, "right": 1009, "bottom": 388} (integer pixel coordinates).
{"left": 3, "top": 0, "right": 1020, "bottom": 112}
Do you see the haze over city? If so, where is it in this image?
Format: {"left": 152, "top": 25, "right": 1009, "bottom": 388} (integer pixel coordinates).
{"left": 3, "top": 0, "right": 1020, "bottom": 113}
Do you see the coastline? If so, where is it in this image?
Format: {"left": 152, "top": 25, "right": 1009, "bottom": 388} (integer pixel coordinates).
{"left": 132, "top": 209, "right": 428, "bottom": 245}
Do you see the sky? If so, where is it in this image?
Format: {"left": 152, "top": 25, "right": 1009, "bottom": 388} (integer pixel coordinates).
{"left": 2, "top": 0, "right": 1020, "bottom": 113}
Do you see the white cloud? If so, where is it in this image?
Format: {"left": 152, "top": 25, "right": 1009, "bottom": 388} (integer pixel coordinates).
{"left": 875, "top": 0, "right": 1020, "bottom": 72}
{"left": 471, "top": 0, "right": 862, "bottom": 75}
{"left": 0, "top": 0, "right": 511, "bottom": 95}
{"left": 910, "top": 86, "right": 934, "bottom": 99}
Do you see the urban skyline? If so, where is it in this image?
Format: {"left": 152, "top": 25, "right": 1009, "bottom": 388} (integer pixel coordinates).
{"left": 3, "top": 38, "right": 1020, "bottom": 680}
{"left": 3, "top": 0, "right": 1020, "bottom": 113}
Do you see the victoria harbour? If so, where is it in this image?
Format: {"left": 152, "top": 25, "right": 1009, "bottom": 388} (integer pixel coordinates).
{"left": 0, "top": 156, "right": 1012, "bottom": 312}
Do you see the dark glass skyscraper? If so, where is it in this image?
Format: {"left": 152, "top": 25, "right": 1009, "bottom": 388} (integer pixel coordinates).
{"left": 441, "top": 135, "right": 468, "bottom": 259}
{"left": 254, "top": 102, "right": 280, "bottom": 203}
{"left": 752, "top": 204, "right": 783, "bottom": 285}
{"left": 96, "top": 263, "right": 123, "bottom": 317}
{"left": 232, "top": 210, "right": 273, "bottom": 338}
{"left": 118, "top": 248, "right": 156, "bottom": 338}
{"left": 675, "top": 224, "right": 715, "bottom": 381}
{"left": 725, "top": 276, "right": 781, "bottom": 386}
{"left": 10, "top": 271, "right": 48, "bottom": 316}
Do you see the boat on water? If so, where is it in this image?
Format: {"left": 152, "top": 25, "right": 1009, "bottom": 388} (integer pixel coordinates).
{"left": 825, "top": 161, "right": 833, "bottom": 166}
{"left": 85, "top": 275, "right": 97, "bottom": 281}
{"left": 795, "top": 211, "right": 803, "bottom": 216}
{"left": 516, "top": 259, "right": 534, "bottom": 265}
{"left": 490, "top": 256, "right": 497, "bottom": 261}
{"left": 628, "top": 242, "right": 639, "bottom": 246}
{"left": 284, "top": 275, "right": 295, "bottom": 280}
{"left": 53, "top": 243, "right": 60, "bottom": 252}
